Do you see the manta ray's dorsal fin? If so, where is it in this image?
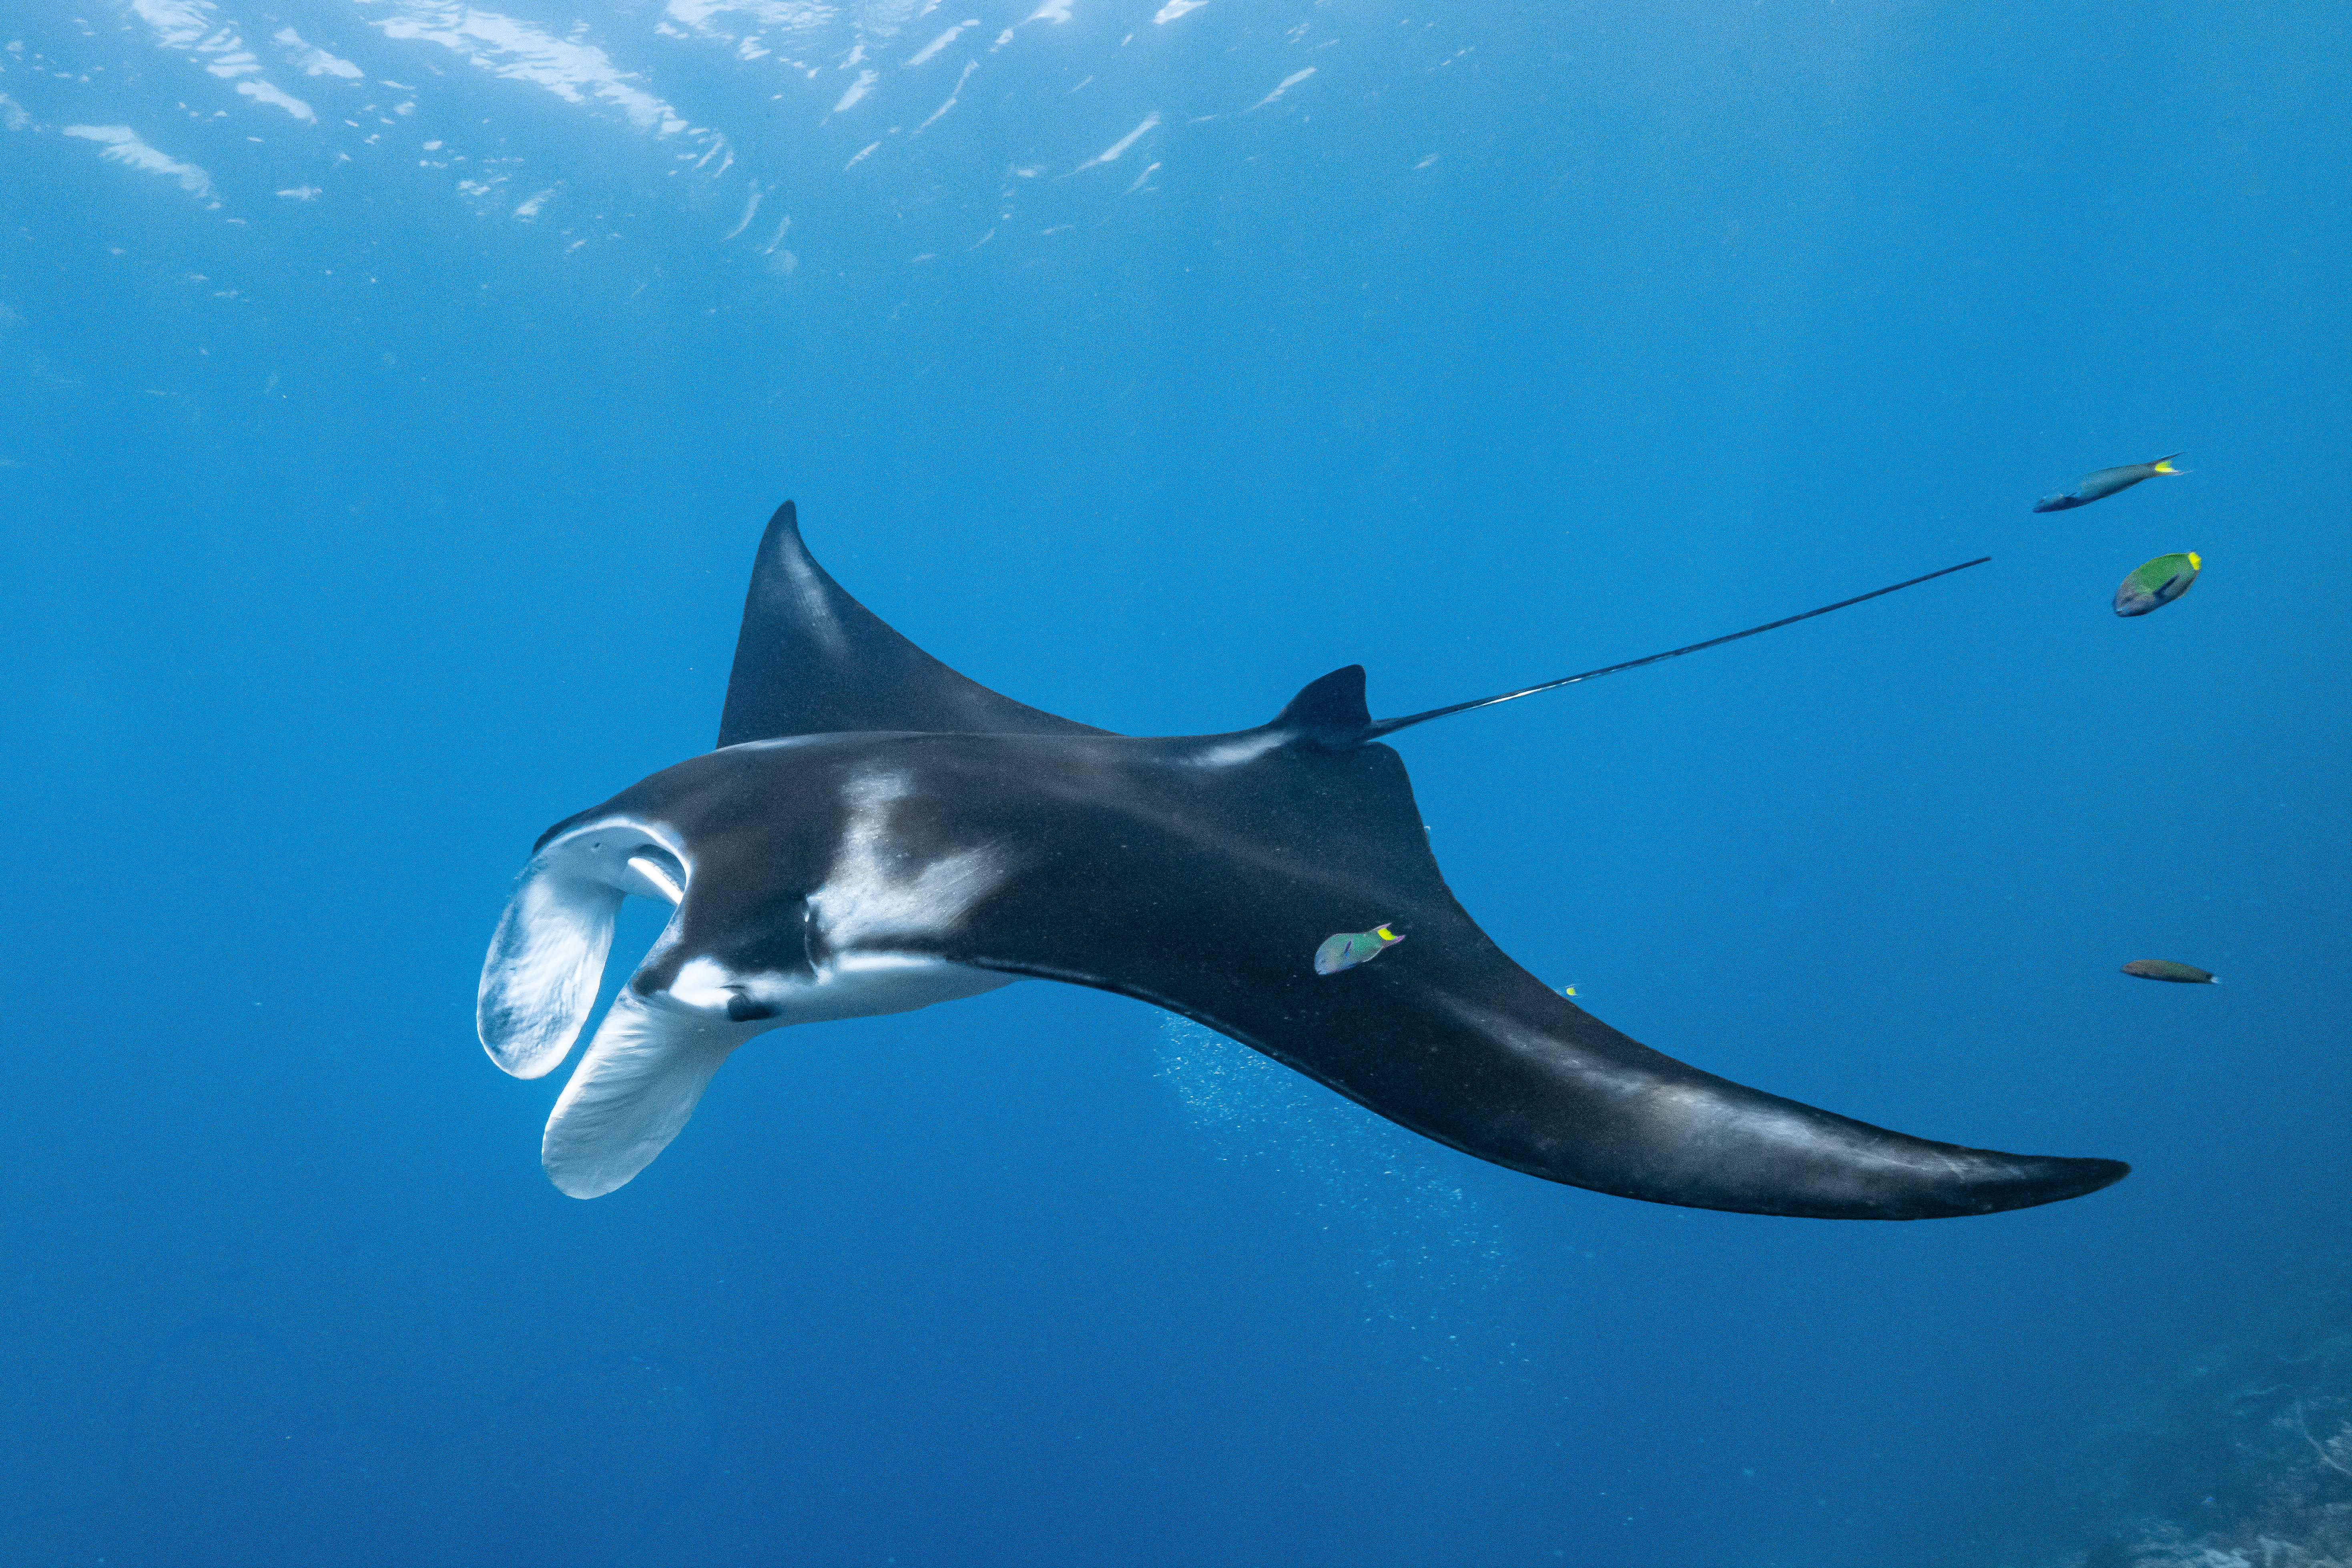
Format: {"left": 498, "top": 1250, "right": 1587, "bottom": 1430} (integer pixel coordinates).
{"left": 716, "top": 501, "right": 1115, "bottom": 747}
{"left": 1267, "top": 664, "right": 1375, "bottom": 749}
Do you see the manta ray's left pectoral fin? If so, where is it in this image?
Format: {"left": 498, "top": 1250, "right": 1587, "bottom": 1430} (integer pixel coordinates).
{"left": 540, "top": 986, "right": 769, "bottom": 1199}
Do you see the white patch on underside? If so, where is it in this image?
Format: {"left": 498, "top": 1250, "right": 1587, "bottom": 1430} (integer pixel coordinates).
{"left": 661, "top": 950, "right": 1011, "bottom": 1031}
{"left": 541, "top": 874, "right": 1013, "bottom": 1194}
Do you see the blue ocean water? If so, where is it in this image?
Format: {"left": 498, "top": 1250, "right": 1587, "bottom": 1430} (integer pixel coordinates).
{"left": 4, "top": 0, "right": 2349, "bottom": 1562}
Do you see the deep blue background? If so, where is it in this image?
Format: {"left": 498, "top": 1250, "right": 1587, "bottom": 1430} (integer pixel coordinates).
{"left": 4, "top": 0, "right": 2347, "bottom": 1562}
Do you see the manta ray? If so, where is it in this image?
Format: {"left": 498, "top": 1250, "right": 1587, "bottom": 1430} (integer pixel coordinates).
{"left": 478, "top": 502, "right": 2128, "bottom": 1218}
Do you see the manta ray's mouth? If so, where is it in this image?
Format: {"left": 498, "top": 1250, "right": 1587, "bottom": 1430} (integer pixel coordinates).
{"left": 623, "top": 848, "right": 685, "bottom": 903}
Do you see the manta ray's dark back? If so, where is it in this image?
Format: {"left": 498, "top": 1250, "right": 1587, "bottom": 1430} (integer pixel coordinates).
{"left": 718, "top": 500, "right": 1112, "bottom": 746}
{"left": 910, "top": 730, "right": 2123, "bottom": 1221}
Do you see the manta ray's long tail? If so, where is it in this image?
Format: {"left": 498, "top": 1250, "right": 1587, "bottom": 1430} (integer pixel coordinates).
{"left": 1361, "top": 556, "right": 1991, "bottom": 741}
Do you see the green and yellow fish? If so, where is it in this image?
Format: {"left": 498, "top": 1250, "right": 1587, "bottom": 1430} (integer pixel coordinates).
{"left": 1315, "top": 923, "right": 1405, "bottom": 975}
{"left": 2114, "top": 552, "right": 2200, "bottom": 617}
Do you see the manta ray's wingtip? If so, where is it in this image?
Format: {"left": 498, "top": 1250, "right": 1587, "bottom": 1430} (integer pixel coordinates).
{"left": 2006, "top": 1153, "right": 2131, "bottom": 1210}
{"left": 1653, "top": 1144, "right": 2131, "bottom": 1222}
{"left": 1898, "top": 1152, "right": 2129, "bottom": 1220}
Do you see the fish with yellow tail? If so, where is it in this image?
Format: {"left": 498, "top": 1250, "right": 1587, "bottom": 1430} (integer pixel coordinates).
{"left": 2034, "top": 454, "right": 2187, "bottom": 512}
{"left": 2114, "top": 551, "right": 2200, "bottom": 617}
{"left": 1315, "top": 923, "right": 1405, "bottom": 975}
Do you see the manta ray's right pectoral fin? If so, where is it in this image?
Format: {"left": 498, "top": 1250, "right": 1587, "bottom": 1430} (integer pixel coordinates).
{"left": 541, "top": 986, "right": 771, "bottom": 1199}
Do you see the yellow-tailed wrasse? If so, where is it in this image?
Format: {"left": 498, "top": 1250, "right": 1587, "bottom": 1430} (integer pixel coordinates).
{"left": 2121, "top": 960, "right": 2218, "bottom": 984}
{"left": 2033, "top": 454, "right": 2187, "bottom": 512}
{"left": 1314, "top": 924, "right": 1404, "bottom": 975}
{"left": 2114, "top": 552, "right": 2200, "bottom": 617}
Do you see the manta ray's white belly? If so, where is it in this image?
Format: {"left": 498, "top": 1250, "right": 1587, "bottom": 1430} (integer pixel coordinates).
{"left": 529, "top": 946, "right": 1012, "bottom": 1201}
{"left": 667, "top": 949, "right": 1014, "bottom": 1024}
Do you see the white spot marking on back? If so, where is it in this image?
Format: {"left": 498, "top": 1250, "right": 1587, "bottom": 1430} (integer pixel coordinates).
{"left": 1188, "top": 732, "right": 1283, "bottom": 768}
{"left": 809, "top": 767, "right": 1004, "bottom": 945}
